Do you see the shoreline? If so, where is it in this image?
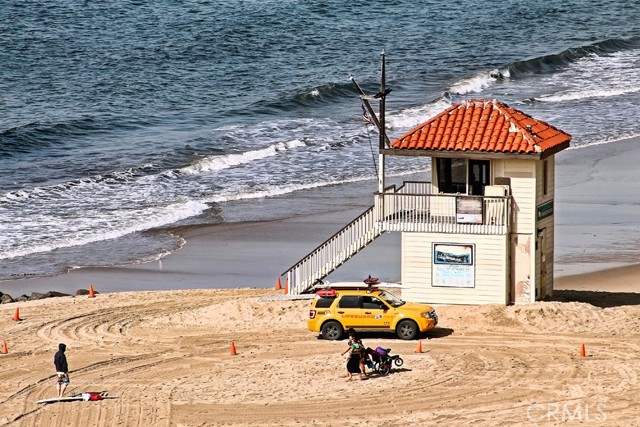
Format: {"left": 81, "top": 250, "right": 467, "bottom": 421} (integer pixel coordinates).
{"left": 554, "top": 262, "right": 640, "bottom": 293}
{"left": 2, "top": 136, "right": 640, "bottom": 296}
{"left": 553, "top": 135, "right": 640, "bottom": 275}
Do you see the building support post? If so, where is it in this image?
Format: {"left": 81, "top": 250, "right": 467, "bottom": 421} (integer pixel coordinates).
{"left": 378, "top": 50, "right": 386, "bottom": 194}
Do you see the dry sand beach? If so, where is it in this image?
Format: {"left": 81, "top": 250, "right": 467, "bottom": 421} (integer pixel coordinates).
{"left": 1, "top": 138, "right": 640, "bottom": 426}
{"left": 2, "top": 286, "right": 640, "bottom": 426}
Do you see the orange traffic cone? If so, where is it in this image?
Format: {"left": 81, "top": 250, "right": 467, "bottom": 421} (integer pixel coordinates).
{"left": 284, "top": 278, "right": 289, "bottom": 295}
{"left": 275, "top": 277, "right": 282, "bottom": 290}
{"left": 580, "top": 343, "right": 586, "bottom": 358}
{"left": 230, "top": 341, "right": 238, "bottom": 356}
{"left": 1, "top": 340, "right": 7, "bottom": 354}
{"left": 88, "top": 284, "right": 96, "bottom": 298}
{"left": 415, "top": 339, "right": 423, "bottom": 353}
{"left": 13, "top": 308, "right": 20, "bottom": 321}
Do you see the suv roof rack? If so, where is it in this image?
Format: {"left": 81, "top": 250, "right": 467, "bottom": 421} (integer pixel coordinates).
{"left": 312, "top": 280, "right": 402, "bottom": 290}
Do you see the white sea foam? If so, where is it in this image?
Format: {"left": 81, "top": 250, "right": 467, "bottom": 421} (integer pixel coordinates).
{"left": 179, "top": 139, "right": 307, "bottom": 175}
{"left": 0, "top": 200, "right": 208, "bottom": 260}
{"left": 535, "top": 50, "right": 640, "bottom": 103}
{"left": 204, "top": 168, "right": 428, "bottom": 205}
{"left": 449, "top": 72, "right": 498, "bottom": 95}
{"left": 386, "top": 98, "right": 453, "bottom": 131}
{"left": 536, "top": 86, "right": 640, "bottom": 103}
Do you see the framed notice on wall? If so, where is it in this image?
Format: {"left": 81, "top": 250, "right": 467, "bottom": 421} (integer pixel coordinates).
{"left": 432, "top": 243, "right": 475, "bottom": 288}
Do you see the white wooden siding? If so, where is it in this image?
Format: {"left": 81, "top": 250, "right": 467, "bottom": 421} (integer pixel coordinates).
{"left": 411, "top": 156, "right": 558, "bottom": 305}
{"left": 401, "top": 232, "right": 509, "bottom": 305}
{"left": 504, "top": 160, "right": 536, "bottom": 235}
{"left": 535, "top": 156, "right": 555, "bottom": 202}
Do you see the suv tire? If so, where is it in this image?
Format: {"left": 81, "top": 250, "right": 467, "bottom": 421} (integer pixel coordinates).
{"left": 321, "top": 321, "right": 343, "bottom": 340}
{"left": 396, "top": 319, "right": 418, "bottom": 340}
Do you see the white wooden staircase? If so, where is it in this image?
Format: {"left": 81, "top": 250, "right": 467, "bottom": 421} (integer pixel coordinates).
{"left": 281, "top": 205, "right": 383, "bottom": 295}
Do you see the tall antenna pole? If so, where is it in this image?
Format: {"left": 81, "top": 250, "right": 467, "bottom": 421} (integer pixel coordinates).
{"left": 349, "top": 52, "right": 392, "bottom": 193}
{"left": 380, "top": 50, "right": 386, "bottom": 152}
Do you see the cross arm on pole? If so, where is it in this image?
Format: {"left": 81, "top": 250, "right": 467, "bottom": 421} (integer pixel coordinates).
{"left": 349, "top": 75, "right": 391, "bottom": 148}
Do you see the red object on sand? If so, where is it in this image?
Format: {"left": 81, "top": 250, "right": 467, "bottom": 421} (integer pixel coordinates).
{"left": 82, "top": 392, "right": 104, "bottom": 401}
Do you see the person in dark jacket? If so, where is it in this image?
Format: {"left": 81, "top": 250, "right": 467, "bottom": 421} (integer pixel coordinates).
{"left": 54, "top": 343, "right": 69, "bottom": 397}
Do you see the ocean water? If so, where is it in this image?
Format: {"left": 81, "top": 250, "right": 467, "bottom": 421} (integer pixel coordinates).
{"left": 1, "top": 0, "right": 639, "bottom": 281}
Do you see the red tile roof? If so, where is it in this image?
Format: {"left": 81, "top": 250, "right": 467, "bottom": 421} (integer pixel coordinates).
{"left": 390, "top": 99, "right": 571, "bottom": 155}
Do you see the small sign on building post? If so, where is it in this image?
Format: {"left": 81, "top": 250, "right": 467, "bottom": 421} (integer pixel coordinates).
{"left": 536, "top": 200, "right": 554, "bottom": 221}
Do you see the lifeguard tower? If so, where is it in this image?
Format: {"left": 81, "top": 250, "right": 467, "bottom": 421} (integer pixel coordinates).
{"left": 282, "top": 57, "right": 571, "bottom": 305}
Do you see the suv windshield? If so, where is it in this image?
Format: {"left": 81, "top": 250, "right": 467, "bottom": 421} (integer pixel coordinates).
{"left": 378, "top": 291, "right": 406, "bottom": 307}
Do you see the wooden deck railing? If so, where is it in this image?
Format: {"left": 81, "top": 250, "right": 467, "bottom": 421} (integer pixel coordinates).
{"left": 377, "top": 183, "right": 509, "bottom": 235}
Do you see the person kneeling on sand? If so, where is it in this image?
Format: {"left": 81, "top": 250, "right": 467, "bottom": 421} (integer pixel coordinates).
{"left": 341, "top": 329, "right": 367, "bottom": 380}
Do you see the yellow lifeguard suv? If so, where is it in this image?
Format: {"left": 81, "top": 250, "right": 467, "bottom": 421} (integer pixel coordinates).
{"left": 307, "top": 280, "right": 438, "bottom": 340}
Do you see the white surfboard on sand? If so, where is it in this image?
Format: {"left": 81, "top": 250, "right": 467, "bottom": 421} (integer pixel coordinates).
{"left": 36, "top": 392, "right": 117, "bottom": 404}
{"left": 36, "top": 396, "right": 84, "bottom": 404}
